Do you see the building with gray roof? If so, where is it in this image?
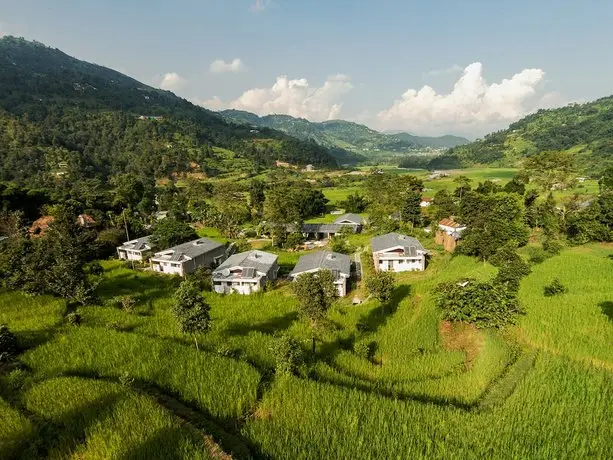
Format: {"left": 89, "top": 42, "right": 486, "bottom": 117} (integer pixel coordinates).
{"left": 150, "top": 238, "right": 226, "bottom": 276}
{"left": 371, "top": 233, "right": 427, "bottom": 272}
{"left": 212, "top": 250, "right": 279, "bottom": 295}
{"left": 117, "top": 235, "right": 155, "bottom": 262}
{"left": 289, "top": 250, "right": 351, "bottom": 296}
{"left": 334, "top": 213, "right": 364, "bottom": 228}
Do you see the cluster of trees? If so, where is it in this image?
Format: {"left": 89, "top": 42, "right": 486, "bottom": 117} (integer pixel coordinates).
{"left": 0, "top": 208, "right": 101, "bottom": 305}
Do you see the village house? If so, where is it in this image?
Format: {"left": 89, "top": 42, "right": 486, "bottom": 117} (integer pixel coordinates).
{"left": 77, "top": 214, "right": 96, "bottom": 228}
{"left": 295, "top": 213, "right": 364, "bottom": 240}
{"left": 435, "top": 218, "right": 467, "bottom": 252}
{"left": 28, "top": 216, "right": 55, "bottom": 237}
{"left": 333, "top": 213, "right": 364, "bottom": 231}
{"left": 117, "top": 236, "right": 155, "bottom": 261}
{"left": 150, "top": 238, "right": 227, "bottom": 276}
{"left": 420, "top": 197, "right": 434, "bottom": 207}
{"left": 290, "top": 250, "right": 351, "bottom": 297}
{"left": 371, "top": 233, "right": 427, "bottom": 272}
{"left": 212, "top": 250, "right": 279, "bottom": 295}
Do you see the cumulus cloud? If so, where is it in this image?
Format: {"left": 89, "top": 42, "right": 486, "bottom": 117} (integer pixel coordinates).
{"left": 378, "top": 63, "right": 545, "bottom": 134}
{"left": 201, "top": 74, "right": 354, "bottom": 121}
{"left": 158, "top": 72, "right": 187, "bottom": 91}
{"left": 210, "top": 58, "right": 245, "bottom": 74}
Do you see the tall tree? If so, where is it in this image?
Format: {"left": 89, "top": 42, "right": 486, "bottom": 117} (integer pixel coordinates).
{"left": 292, "top": 270, "right": 337, "bottom": 327}
{"left": 151, "top": 218, "right": 197, "bottom": 249}
{"left": 172, "top": 278, "right": 211, "bottom": 350}
{"left": 523, "top": 151, "right": 576, "bottom": 191}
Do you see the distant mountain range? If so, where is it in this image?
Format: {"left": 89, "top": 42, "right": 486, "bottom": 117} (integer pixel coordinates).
{"left": 219, "top": 110, "right": 470, "bottom": 160}
{"left": 441, "top": 96, "right": 613, "bottom": 170}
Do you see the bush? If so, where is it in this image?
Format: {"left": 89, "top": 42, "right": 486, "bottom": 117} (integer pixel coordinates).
{"left": 366, "top": 271, "right": 395, "bottom": 304}
{"left": 66, "top": 312, "right": 82, "bottom": 326}
{"left": 330, "top": 237, "right": 355, "bottom": 255}
{"left": 543, "top": 237, "right": 564, "bottom": 256}
{"left": 284, "top": 233, "right": 304, "bottom": 250}
{"left": 528, "top": 247, "right": 548, "bottom": 264}
{"left": 273, "top": 335, "right": 304, "bottom": 376}
{"left": 354, "top": 340, "right": 375, "bottom": 361}
{"left": 544, "top": 279, "right": 568, "bottom": 297}
{"left": 0, "top": 324, "right": 18, "bottom": 362}
{"left": 436, "top": 279, "right": 524, "bottom": 328}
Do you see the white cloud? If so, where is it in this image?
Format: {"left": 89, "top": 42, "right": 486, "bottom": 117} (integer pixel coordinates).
{"left": 423, "top": 64, "right": 463, "bottom": 77}
{"left": 377, "top": 63, "right": 545, "bottom": 134}
{"left": 210, "top": 58, "right": 246, "bottom": 74}
{"left": 200, "top": 74, "right": 354, "bottom": 121}
{"left": 250, "top": 0, "right": 271, "bottom": 12}
{"left": 158, "top": 72, "right": 187, "bottom": 91}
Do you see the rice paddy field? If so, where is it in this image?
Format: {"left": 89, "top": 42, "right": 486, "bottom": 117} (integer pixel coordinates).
{"left": 1, "top": 236, "right": 612, "bottom": 458}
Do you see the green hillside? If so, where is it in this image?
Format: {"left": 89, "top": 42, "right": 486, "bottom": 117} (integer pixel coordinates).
{"left": 220, "top": 109, "right": 469, "bottom": 160}
{"left": 443, "top": 96, "right": 613, "bottom": 170}
{"left": 0, "top": 37, "right": 338, "bottom": 187}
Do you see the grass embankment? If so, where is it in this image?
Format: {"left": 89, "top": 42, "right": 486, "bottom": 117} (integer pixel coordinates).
{"left": 23, "top": 328, "right": 261, "bottom": 422}
{"left": 23, "top": 377, "right": 215, "bottom": 459}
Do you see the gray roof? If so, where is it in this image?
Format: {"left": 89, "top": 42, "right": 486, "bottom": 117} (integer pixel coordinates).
{"left": 301, "top": 223, "right": 358, "bottom": 234}
{"left": 118, "top": 235, "right": 154, "bottom": 252}
{"left": 334, "top": 213, "right": 363, "bottom": 225}
{"left": 371, "top": 233, "right": 425, "bottom": 254}
{"left": 152, "top": 237, "right": 224, "bottom": 262}
{"left": 290, "top": 250, "right": 351, "bottom": 278}
{"left": 213, "top": 250, "right": 278, "bottom": 280}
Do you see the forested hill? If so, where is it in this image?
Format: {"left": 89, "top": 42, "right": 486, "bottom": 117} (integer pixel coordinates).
{"left": 219, "top": 110, "right": 469, "bottom": 158}
{"left": 442, "top": 96, "right": 613, "bottom": 169}
{"left": 0, "top": 36, "right": 338, "bottom": 187}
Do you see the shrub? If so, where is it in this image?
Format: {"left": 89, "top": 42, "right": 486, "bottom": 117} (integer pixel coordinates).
{"left": 330, "top": 237, "right": 355, "bottom": 255}
{"left": 354, "top": 340, "right": 375, "bottom": 361}
{"left": 119, "top": 295, "right": 136, "bottom": 313}
{"left": 366, "top": 271, "right": 395, "bottom": 304}
{"left": 436, "top": 279, "right": 524, "bottom": 328}
{"left": 544, "top": 279, "right": 568, "bottom": 297}
{"left": 543, "top": 237, "right": 564, "bottom": 256}
{"left": 528, "top": 247, "right": 548, "bottom": 264}
{"left": 0, "top": 324, "right": 18, "bottom": 362}
{"left": 66, "top": 312, "right": 82, "bottom": 326}
{"left": 284, "top": 233, "right": 304, "bottom": 250}
{"left": 273, "top": 335, "right": 304, "bottom": 376}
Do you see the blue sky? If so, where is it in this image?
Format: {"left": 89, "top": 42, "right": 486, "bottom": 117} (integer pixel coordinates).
{"left": 1, "top": 0, "right": 613, "bottom": 137}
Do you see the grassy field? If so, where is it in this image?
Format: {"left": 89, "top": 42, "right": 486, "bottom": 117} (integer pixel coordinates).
{"left": 1, "top": 223, "right": 612, "bottom": 458}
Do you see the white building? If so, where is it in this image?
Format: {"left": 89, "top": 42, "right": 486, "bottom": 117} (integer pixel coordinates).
{"left": 117, "top": 235, "right": 155, "bottom": 261}
{"left": 371, "top": 233, "right": 427, "bottom": 272}
{"left": 290, "top": 250, "right": 351, "bottom": 297}
{"left": 150, "top": 238, "right": 226, "bottom": 276}
{"left": 212, "top": 250, "right": 279, "bottom": 295}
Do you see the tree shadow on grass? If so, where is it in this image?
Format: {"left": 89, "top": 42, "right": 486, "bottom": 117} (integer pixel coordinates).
{"left": 357, "top": 285, "right": 412, "bottom": 335}
{"left": 599, "top": 301, "right": 613, "bottom": 321}
{"left": 96, "top": 273, "right": 180, "bottom": 305}
{"left": 226, "top": 311, "right": 299, "bottom": 336}
{"left": 29, "top": 393, "right": 123, "bottom": 459}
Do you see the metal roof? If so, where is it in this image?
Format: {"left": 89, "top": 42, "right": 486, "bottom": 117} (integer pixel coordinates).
{"left": 152, "top": 238, "right": 224, "bottom": 262}
{"left": 371, "top": 233, "right": 425, "bottom": 254}
{"left": 118, "top": 235, "right": 154, "bottom": 252}
{"left": 333, "top": 213, "right": 363, "bottom": 225}
{"left": 212, "top": 250, "right": 278, "bottom": 280}
{"left": 290, "top": 250, "right": 351, "bottom": 278}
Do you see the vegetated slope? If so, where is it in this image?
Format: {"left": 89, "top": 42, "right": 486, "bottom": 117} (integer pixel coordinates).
{"left": 219, "top": 109, "right": 469, "bottom": 159}
{"left": 0, "top": 37, "right": 338, "bottom": 186}
{"left": 443, "top": 96, "right": 613, "bottom": 169}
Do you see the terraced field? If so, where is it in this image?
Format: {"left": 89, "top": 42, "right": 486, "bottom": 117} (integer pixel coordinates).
{"left": 1, "top": 245, "right": 612, "bottom": 459}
